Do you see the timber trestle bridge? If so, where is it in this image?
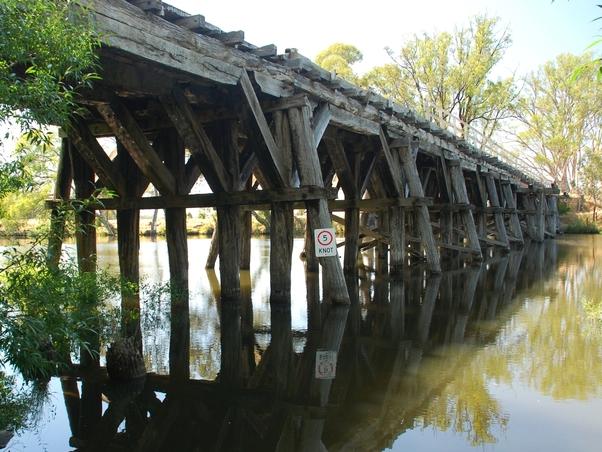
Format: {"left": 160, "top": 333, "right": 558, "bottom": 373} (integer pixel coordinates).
{"left": 48, "top": 0, "right": 560, "bottom": 389}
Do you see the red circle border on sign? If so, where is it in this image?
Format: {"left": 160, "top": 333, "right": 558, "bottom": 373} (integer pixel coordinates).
{"left": 317, "top": 230, "right": 334, "bottom": 246}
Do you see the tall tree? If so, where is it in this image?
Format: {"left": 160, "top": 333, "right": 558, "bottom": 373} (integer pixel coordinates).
{"left": 363, "top": 16, "right": 517, "bottom": 147}
{"left": 516, "top": 53, "right": 602, "bottom": 192}
{"left": 315, "top": 43, "right": 363, "bottom": 84}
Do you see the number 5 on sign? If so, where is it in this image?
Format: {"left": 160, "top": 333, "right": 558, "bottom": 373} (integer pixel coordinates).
{"left": 314, "top": 228, "right": 337, "bottom": 257}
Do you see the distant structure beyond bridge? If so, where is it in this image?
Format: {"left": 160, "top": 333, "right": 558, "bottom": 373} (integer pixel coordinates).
{"left": 47, "top": 0, "right": 560, "bottom": 379}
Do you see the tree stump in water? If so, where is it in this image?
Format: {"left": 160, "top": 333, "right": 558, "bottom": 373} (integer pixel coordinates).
{"left": 106, "top": 338, "right": 146, "bottom": 381}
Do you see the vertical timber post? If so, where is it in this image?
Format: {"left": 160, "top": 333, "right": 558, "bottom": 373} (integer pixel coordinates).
{"left": 484, "top": 173, "right": 510, "bottom": 250}
{"left": 47, "top": 138, "right": 73, "bottom": 269}
{"left": 206, "top": 226, "right": 219, "bottom": 269}
{"left": 288, "top": 106, "right": 350, "bottom": 304}
{"left": 398, "top": 140, "right": 441, "bottom": 273}
{"left": 548, "top": 194, "right": 560, "bottom": 235}
{"left": 523, "top": 190, "right": 538, "bottom": 241}
{"left": 500, "top": 180, "right": 524, "bottom": 245}
{"left": 376, "top": 210, "right": 389, "bottom": 278}
{"left": 344, "top": 207, "right": 360, "bottom": 274}
{"left": 71, "top": 145, "right": 99, "bottom": 369}
{"left": 389, "top": 206, "right": 405, "bottom": 276}
{"left": 116, "top": 141, "right": 142, "bottom": 350}
{"left": 240, "top": 177, "right": 253, "bottom": 270}
{"left": 158, "top": 129, "right": 190, "bottom": 381}
{"left": 535, "top": 189, "right": 545, "bottom": 242}
{"left": 217, "top": 120, "right": 243, "bottom": 387}
{"left": 448, "top": 160, "right": 482, "bottom": 259}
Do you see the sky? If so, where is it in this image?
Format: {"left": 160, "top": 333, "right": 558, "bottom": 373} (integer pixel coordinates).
{"left": 167, "top": 0, "right": 600, "bottom": 78}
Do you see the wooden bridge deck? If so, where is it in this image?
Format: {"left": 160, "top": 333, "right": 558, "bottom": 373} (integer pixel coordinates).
{"left": 47, "top": 0, "right": 560, "bottom": 382}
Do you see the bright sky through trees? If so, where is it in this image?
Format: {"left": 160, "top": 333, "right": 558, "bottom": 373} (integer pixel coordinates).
{"left": 168, "top": 0, "right": 599, "bottom": 78}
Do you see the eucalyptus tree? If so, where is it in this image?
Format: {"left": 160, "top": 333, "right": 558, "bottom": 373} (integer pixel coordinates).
{"left": 516, "top": 53, "right": 602, "bottom": 192}
{"left": 363, "top": 16, "right": 518, "bottom": 147}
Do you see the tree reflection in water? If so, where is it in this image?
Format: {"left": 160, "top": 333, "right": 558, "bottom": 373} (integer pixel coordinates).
{"left": 9, "top": 236, "right": 602, "bottom": 451}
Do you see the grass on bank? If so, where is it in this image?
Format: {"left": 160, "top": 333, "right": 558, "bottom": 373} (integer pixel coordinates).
{"left": 564, "top": 218, "right": 600, "bottom": 234}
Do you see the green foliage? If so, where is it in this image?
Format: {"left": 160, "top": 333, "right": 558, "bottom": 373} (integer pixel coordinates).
{"left": 363, "top": 16, "right": 516, "bottom": 146}
{"left": 583, "top": 297, "right": 602, "bottom": 324}
{"left": 0, "top": 159, "right": 30, "bottom": 198}
{"left": 557, "top": 201, "right": 571, "bottom": 215}
{"left": 0, "top": 372, "right": 30, "bottom": 431}
{"left": 564, "top": 218, "right": 600, "bottom": 234}
{"left": 516, "top": 53, "right": 602, "bottom": 191}
{"left": 315, "top": 43, "right": 363, "bottom": 83}
{"left": 0, "top": 244, "right": 121, "bottom": 380}
{"left": 0, "top": 0, "right": 99, "bottom": 138}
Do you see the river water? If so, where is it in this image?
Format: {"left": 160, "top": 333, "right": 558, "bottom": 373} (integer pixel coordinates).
{"left": 2, "top": 235, "right": 602, "bottom": 451}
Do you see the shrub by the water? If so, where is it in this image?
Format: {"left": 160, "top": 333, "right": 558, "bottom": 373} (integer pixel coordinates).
{"left": 564, "top": 219, "right": 600, "bottom": 234}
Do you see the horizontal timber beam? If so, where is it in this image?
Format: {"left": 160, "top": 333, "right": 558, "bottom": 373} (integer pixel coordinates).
{"left": 46, "top": 186, "right": 337, "bottom": 210}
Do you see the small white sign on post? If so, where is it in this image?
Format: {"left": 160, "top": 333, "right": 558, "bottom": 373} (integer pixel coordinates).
{"left": 315, "top": 350, "right": 337, "bottom": 379}
{"left": 314, "top": 228, "right": 337, "bottom": 257}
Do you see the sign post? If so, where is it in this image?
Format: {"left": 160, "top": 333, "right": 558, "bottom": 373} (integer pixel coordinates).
{"left": 314, "top": 228, "right": 337, "bottom": 257}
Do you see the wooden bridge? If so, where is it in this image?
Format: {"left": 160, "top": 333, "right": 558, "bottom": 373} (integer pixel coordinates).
{"left": 48, "top": 0, "right": 560, "bottom": 380}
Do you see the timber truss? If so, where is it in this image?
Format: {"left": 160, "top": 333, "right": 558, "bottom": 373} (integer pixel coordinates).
{"left": 49, "top": 0, "right": 560, "bottom": 303}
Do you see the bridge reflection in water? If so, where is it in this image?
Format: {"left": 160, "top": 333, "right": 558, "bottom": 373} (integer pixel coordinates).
{"left": 58, "top": 237, "right": 602, "bottom": 451}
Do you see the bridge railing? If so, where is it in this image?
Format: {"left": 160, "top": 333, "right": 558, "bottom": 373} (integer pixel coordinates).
{"left": 419, "top": 102, "right": 550, "bottom": 185}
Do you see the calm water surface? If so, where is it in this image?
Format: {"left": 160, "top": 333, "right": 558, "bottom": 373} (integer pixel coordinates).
{"left": 2, "top": 235, "right": 602, "bottom": 451}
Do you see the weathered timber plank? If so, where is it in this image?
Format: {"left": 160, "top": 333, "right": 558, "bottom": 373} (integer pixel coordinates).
{"left": 68, "top": 120, "right": 127, "bottom": 197}
{"left": 83, "top": 0, "right": 242, "bottom": 85}
{"left": 239, "top": 71, "right": 287, "bottom": 187}
{"left": 250, "top": 44, "right": 277, "bottom": 58}
{"left": 52, "top": 185, "right": 337, "bottom": 211}
{"left": 160, "top": 88, "right": 229, "bottom": 192}
{"left": 330, "top": 196, "right": 430, "bottom": 210}
{"left": 208, "top": 30, "right": 245, "bottom": 46}
{"left": 330, "top": 105, "right": 380, "bottom": 135}
{"left": 96, "top": 100, "right": 177, "bottom": 195}
{"left": 171, "top": 14, "right": 206, "bottom": 30}
{"left": 261, "top": 94, "right": 311, "bottom": 113}
{"left": 253, "top": 71, "right": 294, "bottom": 97}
